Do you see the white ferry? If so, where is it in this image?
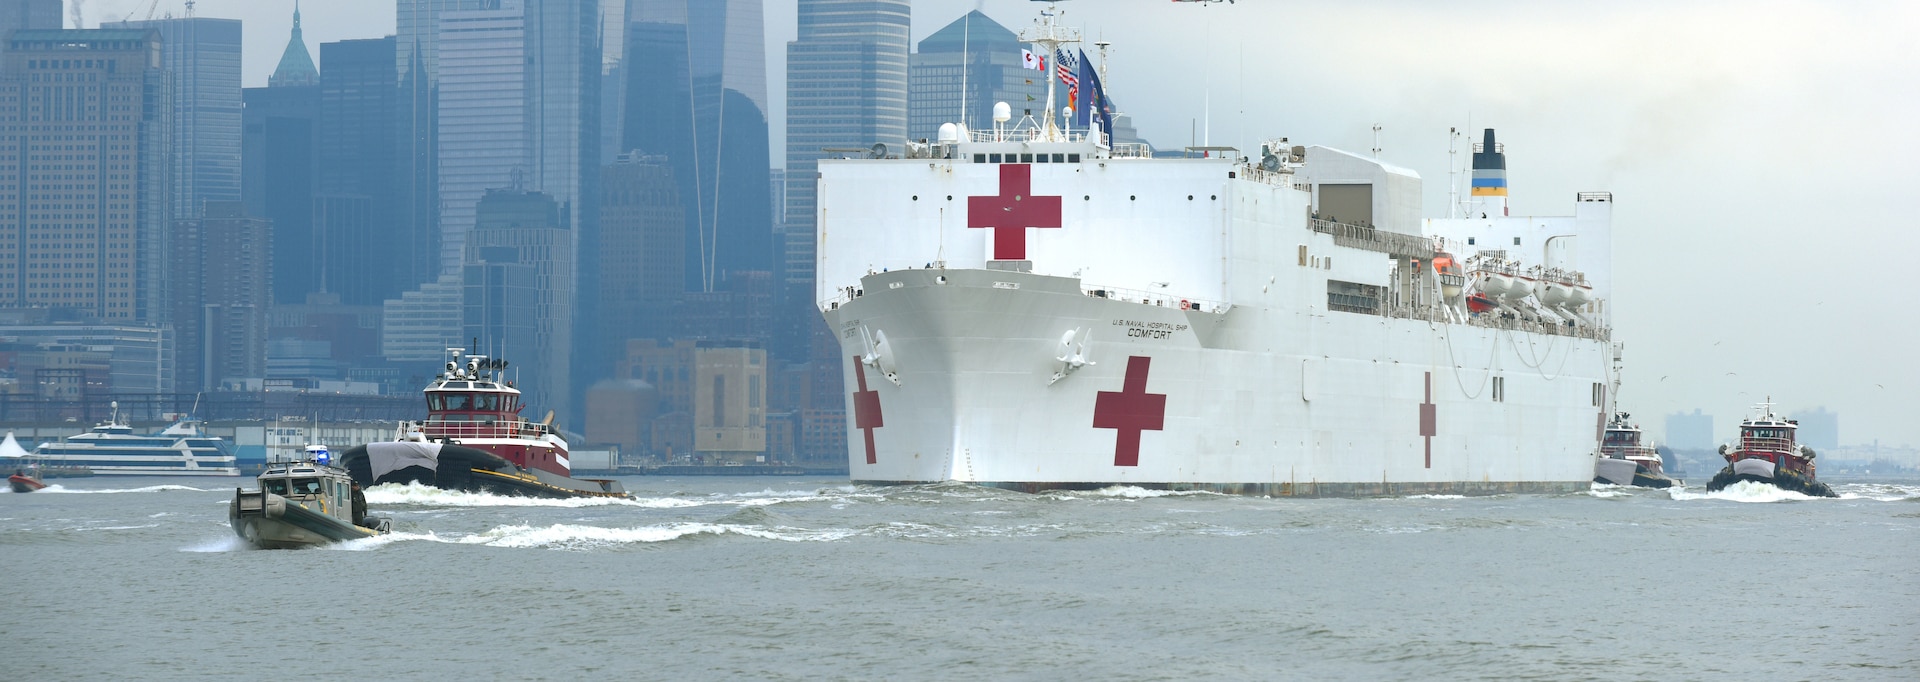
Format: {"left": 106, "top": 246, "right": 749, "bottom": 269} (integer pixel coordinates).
{"left": 25, "top": 409, "right": 239, "bottom": 477}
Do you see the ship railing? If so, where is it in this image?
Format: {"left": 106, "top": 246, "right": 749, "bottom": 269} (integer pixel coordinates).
{"left": 1082, "top": 284, "right": 1230, "bottom": 314}
{"left": 1240, "top": 165, "right": 1312, "bottom": 192}
{"left": 1388, "top": 303, "right": 1612, "bottom": 341}
{"left": 1310, "top": 219, "right": 1437, "bottom": 259}
{"left": 406, "top": 418, "right": 554, "bottom": 442}
{"left": 1737, "top": 436, "right": 1799, "bottom": 454}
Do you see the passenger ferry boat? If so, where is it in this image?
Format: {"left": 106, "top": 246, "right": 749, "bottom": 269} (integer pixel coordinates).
{"left": 22, "top": 405, "right": 239, "bottom": 477}
{"left": 340, "top": 349, "right": 628, "bottom": 499}
{"left": 814, "top": 6, "right": 1619, "bottom": 495}
{"left": 1708, "top": 400, "right": 1835, "bottom": 497}
{"left": 1592, "top": 413, "right": 1673, "bottom": 488}
{"left": 231, "top": 445, "right": 390, "bottom": 549}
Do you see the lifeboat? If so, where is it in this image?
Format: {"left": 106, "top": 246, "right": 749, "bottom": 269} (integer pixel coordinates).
{"left": 1433, "top": 252, "right": 1465, "bottom": 299}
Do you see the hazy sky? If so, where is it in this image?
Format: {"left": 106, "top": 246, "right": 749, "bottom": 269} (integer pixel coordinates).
{"left": 76, "top": 0, "right": 1920, "bottom": 447}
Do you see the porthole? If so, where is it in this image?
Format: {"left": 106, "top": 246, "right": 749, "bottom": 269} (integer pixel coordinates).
{"left": 1083, "top": 195, "right": 1090, "bottom": 201}
{"left": 1130, "top": 195, "right": 1136, "bottom": 201}
{"left": 912, "top": 195, "right": 918, "bottom": 201}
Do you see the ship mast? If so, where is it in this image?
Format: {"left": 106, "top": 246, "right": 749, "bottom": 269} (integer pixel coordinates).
{"left": 1019, "top": 2, "right": 1080, "bottom": 142}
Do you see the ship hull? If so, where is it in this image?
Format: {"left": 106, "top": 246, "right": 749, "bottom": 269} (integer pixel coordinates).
{"left": 825, "top": 268, "right": 1608, "bottom": 496}
{"left": 338, "top": 442, "right": 628, "bottom": 499}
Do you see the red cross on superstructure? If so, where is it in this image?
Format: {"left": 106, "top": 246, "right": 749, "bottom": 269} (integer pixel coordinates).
{"left": 968, "top": 164, "right": 1062, "bottom": 260}
{"left": 1094, "top": 356, "right": 1167, "bottom": 467}
{"left": 852, "top": 358, "right": 883, "bottom": 464}
{"left": 1420, "top": 371, "right": 1437, "bottom": 469}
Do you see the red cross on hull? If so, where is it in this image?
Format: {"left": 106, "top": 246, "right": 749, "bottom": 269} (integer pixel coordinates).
{"left": 852, "top": 358, "right": 883, "bottom": 464}
{"left": 968, "top": 164, "right": 1062, "bottom": 261}
{"left": 1094, "top": 356, "right": 1167, "bottom": 467}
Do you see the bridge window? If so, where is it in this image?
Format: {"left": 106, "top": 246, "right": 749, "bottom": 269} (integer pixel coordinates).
{"left": 989, "top": 153, "right": 1001, "bottom": 163}
{"left": 974, "top": 154, "right": 986, "bottom": 163}
{"left": 443, "top": 394, "right": 470, "bottom": 411}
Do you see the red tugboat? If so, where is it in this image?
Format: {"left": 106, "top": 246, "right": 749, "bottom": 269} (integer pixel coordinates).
{"left": 1592, "top": 412, "right": 1674, "bottom": 488}
{"left": 1706, "top": 400, "right": 1835, "bottom": 497}
{"left": 340, "top": 349, "right": 629, "bottom": 499}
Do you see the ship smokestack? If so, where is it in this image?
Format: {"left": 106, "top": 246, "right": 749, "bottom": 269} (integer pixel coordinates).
{"left": 1471, "top": 128, "right": 1508, "bottom": 217}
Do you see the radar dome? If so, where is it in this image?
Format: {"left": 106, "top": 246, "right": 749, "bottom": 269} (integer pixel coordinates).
{"left": 993, "top": 102, "right": 1012, "bottom": 124}
{"left": 937, "top": 122, "right": 959, "bottom": 144}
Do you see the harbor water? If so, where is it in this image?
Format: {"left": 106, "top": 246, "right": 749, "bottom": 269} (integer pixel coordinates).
{"left": 3, "top": 475, "right": 1915, "bottom": 680}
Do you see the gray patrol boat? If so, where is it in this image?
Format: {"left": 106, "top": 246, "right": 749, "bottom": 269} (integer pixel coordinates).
{"left": 231, "top": 446, "right": 392, "bottom": 549}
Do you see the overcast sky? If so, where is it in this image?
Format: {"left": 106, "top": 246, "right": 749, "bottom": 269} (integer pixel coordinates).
{"left": 77, "top": 0, "right": 1920, "bottom": 447}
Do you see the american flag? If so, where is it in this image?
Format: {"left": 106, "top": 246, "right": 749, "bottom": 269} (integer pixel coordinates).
{"left": 1055, "top": 49, "right": 1080, "bottom": 110}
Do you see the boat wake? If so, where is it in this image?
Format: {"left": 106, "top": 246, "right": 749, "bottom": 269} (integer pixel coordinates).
{"left": 1046, "top": 486, "right": 1225, "bottom": 500}
{"left": 1832, "top": 483, "right": 1920, "bottom": 502}
{"left": 324, "top": 522, "right": 853, "bottom": 551}
{"left": 363, "top": 481, "right": 866, "bottom": 509}
{"left": 1670, "top": 480, "right": 1823, "bottom": 503}
{"left": 40, "top": 484, "right": 215, "bottom": 494}
{"left": 364, "top": 482, "right": 700, "bottom": 508}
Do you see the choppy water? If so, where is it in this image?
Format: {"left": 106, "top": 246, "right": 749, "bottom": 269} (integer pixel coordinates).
{"left": 3, "top": 475, "right": 1916, "bottom": 680}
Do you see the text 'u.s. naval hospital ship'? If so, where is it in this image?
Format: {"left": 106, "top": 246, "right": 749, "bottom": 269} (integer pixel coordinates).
{"left": 816, "top": 7, "right": 1619, "bottom": 496}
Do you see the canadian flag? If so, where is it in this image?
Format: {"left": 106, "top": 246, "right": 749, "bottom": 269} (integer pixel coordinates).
{"left": 1021, "top": 49, "right": 1044, "bottom": 71}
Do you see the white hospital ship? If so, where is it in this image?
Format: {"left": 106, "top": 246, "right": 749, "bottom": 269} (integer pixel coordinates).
{"left": 815, "top": 9, "right": 1617, "bottom": 495}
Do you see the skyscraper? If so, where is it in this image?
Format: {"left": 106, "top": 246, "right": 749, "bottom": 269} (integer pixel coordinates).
{"left": 0, "top": 29, "right": 170, "bottom": 322}
{"left": 0, "top": 0, "right": 60, "bottom": 51}
{"left": 103, "top": 16, "right": 242, "bottom": 219}
{"left": 598, "top": 152, "right": 684, "bottom": 351}
{"left": 318, "top": 36, "right": 423, "bottom": 306}
{"left": 782, "top": 0, "right": 909, "bottom": 359}
{"left": 436, "top": 2, "right": 530, "bottom": 274}
{"left": 397, "top": 0, "right": 487, "bottom": 87}
{"left": 171, "top": 202, "right": 270, "bottom": 392}
{"left": 466, "top": 189, "right": 573, "bottom": 418}
{"left": 908, "top": 11, "right": 1044, "bottom": 143}
{"left": 246, "top": 7, "right": 321, "bottom": 305}
{"left": 623, "top": 0, "right": 772, "bottom": 293}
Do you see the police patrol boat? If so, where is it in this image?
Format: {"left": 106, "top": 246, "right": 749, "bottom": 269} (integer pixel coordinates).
{"left": 230, "top": 446, "right": 391, "bottom": 549}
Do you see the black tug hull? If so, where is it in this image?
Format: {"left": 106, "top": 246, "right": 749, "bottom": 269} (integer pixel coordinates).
{"left": 1705, "top": 466, "right": 1836, "bottom": 498}
{"left": 339, "top": 443, "right": 628, "bottom": 499}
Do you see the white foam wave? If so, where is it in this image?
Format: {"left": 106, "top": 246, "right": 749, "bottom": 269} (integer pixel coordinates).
{"left": 364, "top": 481, "right": 860, "bottom": 509}
{"left": 1833, "top": 483, "right": 1920, "bottom": 502}
{"left": 363, "top": 482, "right": 705, "bottom": 509}
{"left": 41, "top": 484, "right": 214, "bottom": 494}
{"left": 180, "top": 535, "right": 249, "bottom": 553}
{"left": 1406, "top": 494, "right": 1468, "bottom": 500}
{"left": 1669, "top": 480, "right": 1820, "bottom": 503}
{"left": 1056, "top": 486, "right": 1222, "bottom": 499}
{"left": 76, "top": 523, "right": 161, "bottom": 531}
{"left": 325, "top": 522, "right": 849, "bottom": 550}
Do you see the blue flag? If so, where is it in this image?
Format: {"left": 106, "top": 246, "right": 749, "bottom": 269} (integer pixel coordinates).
{"left": 1073, "top": 49, "right": 1114, "bottom": 139}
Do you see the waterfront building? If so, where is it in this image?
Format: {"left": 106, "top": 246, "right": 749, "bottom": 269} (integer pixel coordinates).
{"left": 0, "top": 29, "right": 170, "bottom": 323}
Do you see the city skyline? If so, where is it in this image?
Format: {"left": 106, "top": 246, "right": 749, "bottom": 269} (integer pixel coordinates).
{"left": 20, "top": 0, "right": 1920, "bottom": 445}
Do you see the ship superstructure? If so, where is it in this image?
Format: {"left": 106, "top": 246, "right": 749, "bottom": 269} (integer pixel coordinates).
{"left": 813, "top": 8, "right": 1617, "bottom": 495}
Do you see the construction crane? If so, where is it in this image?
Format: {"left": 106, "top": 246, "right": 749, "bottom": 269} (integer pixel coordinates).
{"left": 125, "top": 0, "right": 161, "bottom": 23}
